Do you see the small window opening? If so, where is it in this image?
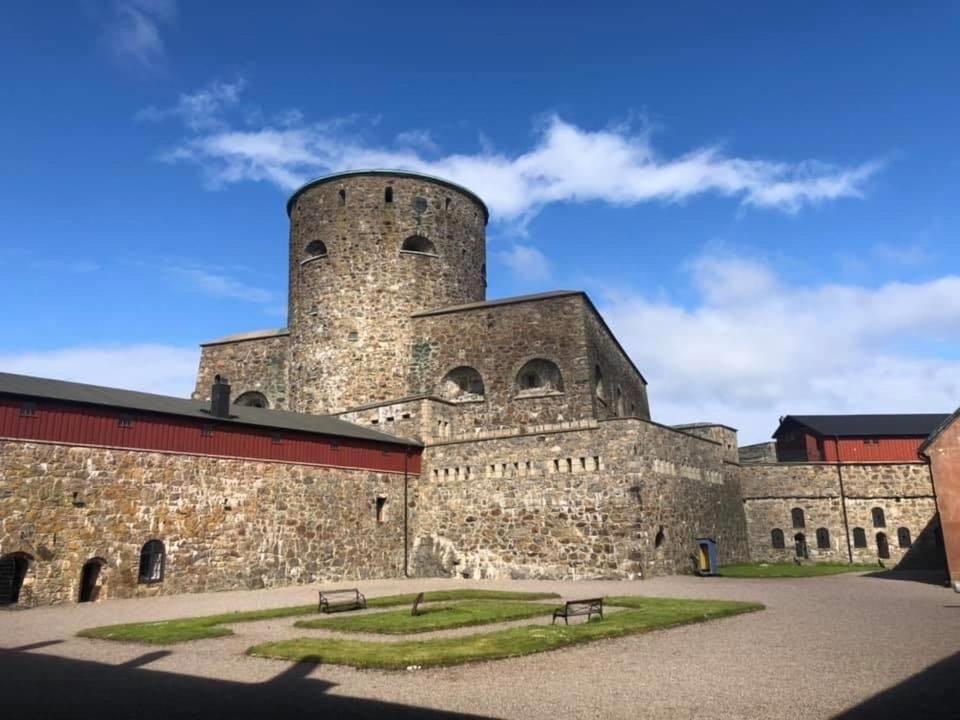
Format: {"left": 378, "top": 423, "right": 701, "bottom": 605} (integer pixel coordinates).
{"left": 871, "top": 507, "right": 886, "bottom": 528}
{"left": 138, "top": 540, "right": 165, "bottom": 584}
{"left": 791, "top": 508, "right": 805, "bottom": 529}
{"left": 897, "top": 527, "right": 912, "bottom": 548}
{"left": 445, "top": 197, "right": 451, "bottom": 210}
{"left": 304, "top": 240, "right": 328, "bottom": 259}
{"left": 118, "top": 414, "right": 134, "bottom": 428}
{"left": 385, "top": 187, "right": 393, "bottom": 203}
{"left": 201, "top": 424, "right": 214, "bottom": 438}
{"left": 376, "top": 496, "right": 387, "bottom": 523}
{"left": 20, "top": 402, "right": 37, "bottom": 417}
{"left": 338, "top": 188, "right": 346, "bottom": 205}
{"left": 654, "top": 526, "right": 665, "bottom": 548}
{"left": 876, "top": 532, "right": 890, "bottom": 559}
{"left": 853, "top": 527, "right": 867, "bottom": 548}
{"left": 816, "top": 527, "right": 830, "bottom": 549}
{"left": 771, "top": 528, "right": 785, "bottom": 549}
{"left": 401, "top": 235, "right": 437, "bottom": 255}
{"left": 331, "top": 440, "right": 340, "bottom": 450}
{"left": 271, "top": 433, "right": 283, "bottom": 445}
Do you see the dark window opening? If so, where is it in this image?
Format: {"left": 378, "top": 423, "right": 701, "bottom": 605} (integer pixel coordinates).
{"left": 376, "top": 496, "right": 387, "bottom": 524}
{"left": 771, "top": 528, "right": 785, "bottom": 549}
{"left": 441, "top": 366, "right": 485, "bottom": 401}
{"left": 871, "top": 507, "right": 886, "bottom": 528}
{"left": 897, "top": 527, "right": 912, "bottom": 548}
{"left": 304, "top": 240, "right": 328, "bottom": 258}
{"left": 876, "top": 532, "right": 890, "bottom": 559}
{"left": 118, "top": 414, "right": 133, "bottom": 428}
{"left": 138, "top": 540, "right": 165, "bottom": 584}
{"left": 594, "top": 365, "right": 605, "bottom": 402}
{"left": 445, "top": 197, "right": 451, "bottom": 210}
{"left": 20, "top": 401, "right": 37, "bottom": 417}
{"left": 271, "top": 433, "right": 283, "bottom": 445}
{"left": 0, "top": 553, "right": 31, "bottom": 605}
{"left": 235, "top": 391, "right": 269, "bottom": 409}
{"left": 385, "top": 187, "right": 393, "bottom": 203}
{"left": 331, "top": 440, "right": 340, "bottom": 450}
{"left": 816, "top": 527, "right": 830, "bottom": 549}
{"left": 201, "top": 424, "right": 214, "bottom": 438}
{"left": 515, "top": 359, "right": 564, "bottom": 394}
{"left": 654, "top": 526, "right": 665, "bottom": 549}
{"left": 401, "top": 235, "right": 437, "bottom": 255}
{"left": 338, "top": 188, "right": 346, "bottom": 205}
{"left": 791, "top": 507, "right": 805, "bottom": 529}
{"left": 853, "top": 527, "right": 867, "bottom": 548}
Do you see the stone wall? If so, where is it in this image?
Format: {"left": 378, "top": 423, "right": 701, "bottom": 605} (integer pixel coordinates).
{"left": 583, "top": 307, "right": 650, "bottom": 420}
{"left": 286, "top": 173, "right": 487, "bottom": 414}
{"left": 413, "top": 417, "right": 749, "bottom": 581}
{"left": 739, "top": 441, "right": 777, "bottom": 464}
{"left": 193, "top": 332, "right": 290, "bottom": 409}
{"left": 740, "top": 461, "right": 943, "bottom": 567}
{"left": 0, "top": 439, "right": 409, "bottom": 606}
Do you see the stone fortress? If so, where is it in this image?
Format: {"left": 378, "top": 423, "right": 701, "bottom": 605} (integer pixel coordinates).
{"left": 0, "top": 170, "right": 950, "bottom": 607}
{"left": 191, "top": 170, "right": 945, "bottom": 583}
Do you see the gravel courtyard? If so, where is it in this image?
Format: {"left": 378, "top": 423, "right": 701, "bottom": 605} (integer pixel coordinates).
{"left": 1, "top": 572, "right": 957, "bottom": 719}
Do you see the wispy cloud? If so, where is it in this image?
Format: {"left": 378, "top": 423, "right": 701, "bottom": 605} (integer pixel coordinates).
{"left": 600, "top": 253, "right": 960, "bottom": 442}
{"left": 496, "top": 244, "right": 553, "bottom": 284}
{"left": 145, "top": 80, "right": 882, "bottom": 224}
{"left": 104, "top": 0, "right": 177, "bottom": 68}
{"left": 395, "top": 129, "right": 439, "bottom": 153}
{"left": 0, "top": 344, "right": 198, "bottom": 398}
{"left": 168, "top": 265, "right": 274, "bottom": 303}
{"left": 137, "top": 78, "right": 245, "bottom": 131}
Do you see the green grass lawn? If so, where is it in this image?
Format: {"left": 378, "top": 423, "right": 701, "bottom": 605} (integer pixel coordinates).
{"left": 296, "top": 599, "right": 555, "bottom": 634}
{"left": 720, "top": 562, "right": 876, "bottom": 578}
{"left": 249, "top": 597, "right": 763, "bottom": 669}
{"left": 76, "top": 589, "right": 560, "bottom": 644}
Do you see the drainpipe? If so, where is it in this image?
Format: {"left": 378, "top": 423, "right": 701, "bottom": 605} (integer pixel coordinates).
{"left": 834, "top": 435, "right": 854, "bottom": 563}
{"left": 403, "top": 448, "right": 410, "bottom": 577}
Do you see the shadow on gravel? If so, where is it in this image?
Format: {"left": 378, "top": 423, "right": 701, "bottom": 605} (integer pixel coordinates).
{"left": 833, "top": 651, "right": 960, "bottom": 720}
{"left": 0, "top": 646, "right": 492, "bottom": 720}
{"left": 861, "top": 570, "right": 949, "bottom": 587}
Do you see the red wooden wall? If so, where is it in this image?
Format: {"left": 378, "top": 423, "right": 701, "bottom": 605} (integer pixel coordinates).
{"left": 822, "top": 436, "right": 925, "bottom": 463}
{"left": 0, "top": 397, "right": 421, "bottom": 475}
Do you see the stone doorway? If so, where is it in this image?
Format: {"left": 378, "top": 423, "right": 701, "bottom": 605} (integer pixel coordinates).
{"left": 79, "top": 558, "right": 105, "bottom": 603}
{"left": 0, "top": 553, "right": 32, "bottom": 605}
{"left": 794, "top": 533, "right": 808, "bottom": 559}
{"left": 876, "top": 532, "right": 890, "bottom": 560}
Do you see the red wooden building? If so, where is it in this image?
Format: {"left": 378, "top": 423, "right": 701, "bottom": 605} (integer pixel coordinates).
{"left": 774, "top": 414, "right": 950, "bottom": 463}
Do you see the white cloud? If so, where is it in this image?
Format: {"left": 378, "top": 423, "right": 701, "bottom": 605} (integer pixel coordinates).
{"left": 395, "top": 129, "right": 439, "bottom": 153}
{"left": 149, "top": 81, "right": 881, "bottom": 223}
{"left": 105, "top": 0, "right": 177, "bottom": 68}
{"left": 600, "top": 254, "right": 960, "bottom": 443}
{"left": 137, "top": 78, "right": 244, "bottom": 131}
{"left": 169, "top": 266, "right": 274, "bottom": 303}
{"left": 496, "top": 244, "right": 553, "bottom": 284}
{"left": 0, "top": 344, "right": 198, "bottom": 398}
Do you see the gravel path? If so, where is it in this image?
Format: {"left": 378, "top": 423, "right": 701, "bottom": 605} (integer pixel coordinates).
{"left": 1, "top": 573, "right": 957, "bottom": 719}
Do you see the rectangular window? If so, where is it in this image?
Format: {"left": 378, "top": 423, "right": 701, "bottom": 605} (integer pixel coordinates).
{"left": 376, "top": 496, "right": 387, "bottom": 523}
{"left": 271, "top": 433, "right": 283, "bottom": 445}
{"left": 20, "top": 401, "right": 37, "bottom": 417}
{"left": 118, "top": 414, "right": 134, "bottom": 428}
{"left": 331, "top": 440, "right": 340, "bottom": 450}
{"left": 201, "top": 424, "right": 214, "bottom": 437}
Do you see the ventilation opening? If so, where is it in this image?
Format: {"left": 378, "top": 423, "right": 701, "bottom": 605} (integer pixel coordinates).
{"left": 376, "top": 496, "right": 387, "bottom": 524}
{"left": 338, "top": 188, "right": 346, "bottom": 205}
{"left": 385, "top": 187, "right": 393, "bottom": 203}
{"left": 654, "top": 526, "right": 665, "bottom": 549}
{"left": 400, "top": 235, "right": 437, "bottom": 255}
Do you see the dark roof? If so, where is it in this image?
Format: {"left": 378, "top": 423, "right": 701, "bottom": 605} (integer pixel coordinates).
{"left": 0, "top": 372, "right": 420, "bottom": 447}
{"left": 286, "top": 169, "right": 489, "bottom": 223}
{"left": 777, "top": 414, "right": 951, "bottom": 439}
{"left": 200, "top": 328, "right": 289, "bottom": 347}
{"left": 919, "top": 407, "right": 960, "bottom": 455}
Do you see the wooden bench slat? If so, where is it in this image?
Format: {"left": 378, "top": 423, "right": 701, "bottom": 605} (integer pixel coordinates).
{"left": 552, "top": 597, "right": 604, "bottom": 625}
{"left": 318, "top": 588, "right": 367, "bottom": 613}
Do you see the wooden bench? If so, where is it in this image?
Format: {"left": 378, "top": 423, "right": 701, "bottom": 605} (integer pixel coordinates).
{"left": 318, "top": 588, "right": 367, "bottom": 613}
{"left": 552, "top": 598, "right": 603, "bottom": 625}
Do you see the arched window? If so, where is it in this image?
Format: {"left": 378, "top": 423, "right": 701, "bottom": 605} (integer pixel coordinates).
{"left": 794, "top": 533, "right": 808, "bottom": 559}
{"left": 871, "top": 507, "right": 886, "bottom": 528}
{"left": 853, "top": 527, "right": 867, "bottom": 548}
{"left": 440, "top": 366, "right": 485, "bottom": 401}
{"left": 138, "top": 540, "right": 165, "bottom": 584}
{"left": 515, "top": 359, "right": 564, "bottom": 395}
{"left": 876, "top": 532, "right": 890, "bottom": 559}
{"left": 616, "top": 387, "right": 624, "bottom": 416}
{"left": 791, "top": 507, "right": 805, "bottom": 529}
{"left": 401, "top": 235, "right": 437, "bottom": 255}
{"left": 816, "top": 527, "right": 830, "bottom": 549}
{"left": 654, "top": 526, "right": 665, "bottom": 549}
{"left": 771, "top": 528, "right": 785, "bottom": 549}
{"left": 234, "top": 391, "right": 269, "bottom": 409}
{"left": 385, "top": 186, "right": 393, "bottom": 203}
{"left": 0, "top": 552, "right": 32, "bottom": 605}
{"left": 304, "top": 240, "right": 328, "bottom": 258}
{"left": 897, "top": 527, "right": 912, "bottom": 548}
{"left": 594, "top": 365, "right": 605, "bottom": 402}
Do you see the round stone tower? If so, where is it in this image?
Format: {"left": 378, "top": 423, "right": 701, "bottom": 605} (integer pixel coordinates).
{"left": 285, "top": 170, "right": 489, "bottom": 414}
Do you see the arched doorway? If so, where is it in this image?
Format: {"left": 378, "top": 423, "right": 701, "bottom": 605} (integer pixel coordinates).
{"left": 794, "top": 533, "right": 808, "bottom": 559}
{"left": 876, "top": 532, "right": 890, "bottom": 560}
{"left": 79, "top": 558, "right": 105, "bottom": 603}
{"left": 0, "top": 552, "right": 32, "bottom": 605}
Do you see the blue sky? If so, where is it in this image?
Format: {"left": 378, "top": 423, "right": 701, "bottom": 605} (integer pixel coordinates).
{"left": 1, "top": 1, "right": 958, "bottom": 442}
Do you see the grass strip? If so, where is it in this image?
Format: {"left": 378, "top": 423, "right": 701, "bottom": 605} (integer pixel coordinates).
{"left": 296, "top": 599, "right": 554, "bottom": 634}
{"left": 719, "top": 562, "right": 876, "bottom": 578}
{"left": 248, "top": 598, "right": 763, "bottom": 669}
{"left": 76, "top": 589, "right": 560, "bottom": 644}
